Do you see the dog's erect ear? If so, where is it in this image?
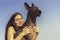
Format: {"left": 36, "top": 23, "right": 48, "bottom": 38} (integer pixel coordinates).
{"left": 32, "top": 3, "right": 35, "bottom": 7}
{"left": 32, "top": 3, "right": 37, "bottom": 10}
{"left": 24, "top": 2, "right": 30, "bottom": 10}
{"left": 32, "top": 3, "right": 36, "bottom": 8}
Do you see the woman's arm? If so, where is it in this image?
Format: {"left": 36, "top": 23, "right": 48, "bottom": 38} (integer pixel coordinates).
{"left": 14, "top": 26, "right": 30, "bottom": 40}
{"left": 14, "top": 32, "right": 24, "bottom": 40}
{"left": 7, "top": 26, "right": 30, "bottom": 40}
{"left": 7, "top": 26, "right": 14, "bottom": 40}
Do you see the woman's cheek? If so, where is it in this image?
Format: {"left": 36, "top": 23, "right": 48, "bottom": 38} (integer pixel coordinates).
{"left": 15, "top": 21, "right": 19, "bottom": 24}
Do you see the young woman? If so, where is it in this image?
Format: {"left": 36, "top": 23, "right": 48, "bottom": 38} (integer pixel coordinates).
{"left": 5, "top": 12, "right": 32, "bottom": 40}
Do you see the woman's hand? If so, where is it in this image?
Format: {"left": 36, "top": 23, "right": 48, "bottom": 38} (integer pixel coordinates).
{"left": 21, "top": 26, "right": 32, "bottom": 36}
{"left": 33, "top": 26, "right": 39, "bottom": 33}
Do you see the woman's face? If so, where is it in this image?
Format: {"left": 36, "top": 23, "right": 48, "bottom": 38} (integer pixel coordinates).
{"left": 14, "top": 14, "right": 24, "bottom": 27}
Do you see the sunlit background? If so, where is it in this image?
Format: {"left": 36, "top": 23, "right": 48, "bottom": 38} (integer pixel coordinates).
{"left": 0, "top": 0, "right": 60, "bottom": 40}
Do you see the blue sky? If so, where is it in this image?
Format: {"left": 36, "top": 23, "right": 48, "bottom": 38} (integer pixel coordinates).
{"left": 0, "top": 0, "right": 60, "bottom": 40}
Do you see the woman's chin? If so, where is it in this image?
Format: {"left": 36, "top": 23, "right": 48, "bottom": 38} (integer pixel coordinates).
{"left": 17, "top": 24, "right": 23, "bottom": 27}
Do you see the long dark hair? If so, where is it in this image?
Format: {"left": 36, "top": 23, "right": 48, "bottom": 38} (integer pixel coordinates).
{"left": 5, "top": 12, "right": 23, "bottom": 40}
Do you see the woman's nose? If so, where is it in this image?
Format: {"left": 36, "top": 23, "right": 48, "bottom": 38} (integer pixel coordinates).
{"left": 19, "top": 19, "right": 23, "bottom": 22}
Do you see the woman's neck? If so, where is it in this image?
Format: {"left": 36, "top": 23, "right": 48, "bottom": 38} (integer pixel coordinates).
{"left": 15, "top": 26, "right": 22, "bottom": 31}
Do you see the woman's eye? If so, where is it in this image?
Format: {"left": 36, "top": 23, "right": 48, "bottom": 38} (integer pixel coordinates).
{"left": 15, "top": 19, "right": 19, "bottom": 21}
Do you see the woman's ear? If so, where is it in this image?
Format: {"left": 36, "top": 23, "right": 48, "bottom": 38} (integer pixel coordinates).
{"left": 24, "top": 2, "right": 30, "bottom": 10}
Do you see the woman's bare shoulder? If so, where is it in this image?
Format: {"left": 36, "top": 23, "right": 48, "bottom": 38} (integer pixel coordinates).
{"left": 8, "top": 26, "right": 14, "bottom": 31}
{"left": 8, "top": 26, "right": 15, "bottom": 33}
{"left": 8, "top": 26, "right": 14, "bottom": 29}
